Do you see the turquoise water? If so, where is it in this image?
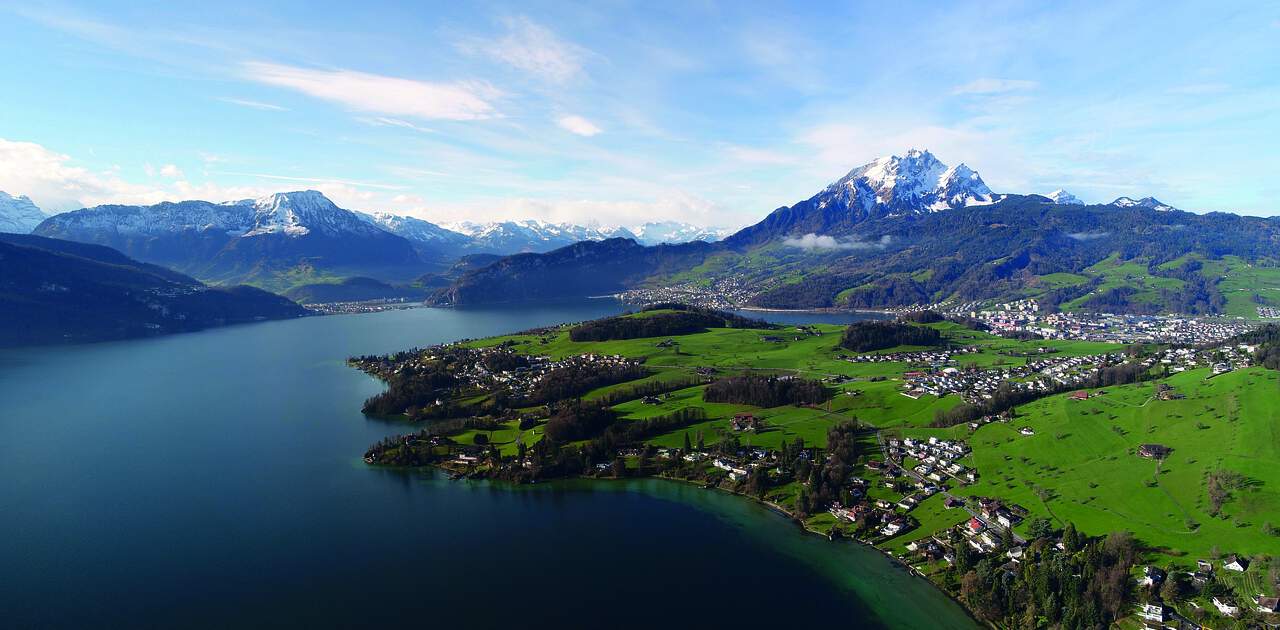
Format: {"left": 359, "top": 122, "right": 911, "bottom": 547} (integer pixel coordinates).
{"left": 0, "top": 301, "right": 974, "bottom": 628}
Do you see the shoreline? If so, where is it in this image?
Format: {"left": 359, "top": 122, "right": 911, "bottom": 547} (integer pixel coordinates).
{"left": 418, "top": 461, "right": 983, "bottom": 628}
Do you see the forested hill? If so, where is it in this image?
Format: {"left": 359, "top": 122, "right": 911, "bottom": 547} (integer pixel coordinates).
{"left": 745, "top": 197, "right": 1280, "bottom": 310}
{"left": 0, "top": 234, "right": 306, "bottom": 347}
{"left": 428, "top": 196, "right": 1280, "bottom": 312}
{"left": 427, "top": 238, "right": 715, "bottom": 306}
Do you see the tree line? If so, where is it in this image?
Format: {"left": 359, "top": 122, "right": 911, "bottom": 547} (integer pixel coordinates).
{"left": 840, "top": 320, "right": 943, "bottom": 352}
{"left": 568, "top": 303, "right": 772, "bottom": 342}
{"left": 702, "top": 374, "right": 829, "bottom": 407}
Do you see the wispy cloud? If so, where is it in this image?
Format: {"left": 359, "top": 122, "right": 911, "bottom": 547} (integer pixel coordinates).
{"left": 783, "top": 233, "right": 893, "bottom": 251}
{"left": 951, "top": 78, "right": 1038, "bottom": 95}
{"left": 458, "top": 15, "right": 587, "bottom": 84}
{"left": 242, "top": 61, "right": 500, "bottom": 121}
{"left": 557, "top": 115, "right": 602, "bottom": 137}
{"left": 209, "top": 169, "right": 409, "bottom": 191}
{"left": 218, "top": 97, "right": 289, "bottom": 111}
{"left": 356, "top": 117, "right": 436, "bottom": 133}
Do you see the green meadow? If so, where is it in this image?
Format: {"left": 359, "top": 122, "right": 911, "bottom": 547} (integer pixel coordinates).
{"left": 457, "top": 313, "right": 1279, "bottom": 563}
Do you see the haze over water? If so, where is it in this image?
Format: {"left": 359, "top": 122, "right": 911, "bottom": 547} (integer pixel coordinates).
{"left": 0, "top": 301, "right": 973, "bottom": 628}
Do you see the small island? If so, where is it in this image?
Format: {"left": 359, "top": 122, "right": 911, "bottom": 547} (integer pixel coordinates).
{"left": 350, "top": 305, "right": 1280, "bottom": 628}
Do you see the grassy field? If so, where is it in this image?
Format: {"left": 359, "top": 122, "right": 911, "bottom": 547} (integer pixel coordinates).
{"left": 455, "top": 315, "right": 1279, "bottom": 566}
{"left": 956, "top": 367, "right": 1280, "bottom": 559}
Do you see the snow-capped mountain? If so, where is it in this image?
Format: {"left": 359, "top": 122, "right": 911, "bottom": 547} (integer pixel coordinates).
{"left": 819, "top": 149, "right": 997, "bottom": 216}
{"left": 33, "top": 191, "right": 423, "bottom": 287}
{"left": 0, "top": 191, "right": 48, "bottom": 234}
{"left": 241, "top": 190, "right": 390, "bottom": 238}
{"left": 363, "top": 212, "right": 471, "bottom": 245}
{"left": 725, "top": 149, "right": 1002, "bottom": 247}
{"left": 441, "top": 219, "right": 638, "bottom": 254}
{"left": 1111, "top": 196, "right": 1177, "bottom": 212}
{"left": 631, "top": 221, "right": 730, "bottom": 246}
{"left": 1046, "top": 189, "right": 1084, "bottom": 205}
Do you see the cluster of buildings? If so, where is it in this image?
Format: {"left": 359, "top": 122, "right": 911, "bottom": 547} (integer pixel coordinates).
{"left": 614, "top": 275, "right": 762, "bottom": 311}
{"left": 974, "top": 302, "right": 1254, "bottom": 345}
{"left": 886, "top": 437, "right": 976, "bottom": 484}
{"left": 306, "top": 297, "right": 417, "bottom": 315}
{"left": 841, "top": 347, "right": 978, "bottom": 364}
{"left": 899, "top": 352, "right": 1129, "bottom": 403}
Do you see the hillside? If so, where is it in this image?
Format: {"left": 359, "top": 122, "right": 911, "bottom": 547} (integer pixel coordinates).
{"left": 0, "top": 234, "right": 306, "bottom": 347}
{"left": 428, "top": 238, "right": 716, "bottom": 305}
{"left": 33, "top": 191, "right": 430, "bottom": 291}
{"left": 431, "top": 150, "right": 1280, "bottom": 315}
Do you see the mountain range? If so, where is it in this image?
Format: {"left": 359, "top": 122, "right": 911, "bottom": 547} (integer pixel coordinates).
{"left": 18, "top": 190, "right": 726, "bottom": 291}
{"left": 0, "top": 233, "right": 305, "bottom": 347}
{"left": 431, "top": 149, "right": 1280, "bottom": 316}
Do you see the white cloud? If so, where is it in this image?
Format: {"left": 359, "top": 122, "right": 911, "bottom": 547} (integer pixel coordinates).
{"left": 0, "top": 138, "right": 170, "bottom": 211}
{"left": 459, "top": 15, "right": 586, "bottom": 84}
{"left": 0, "top": 138, "right": 404, "bottom": 214}
{"left": 217, "top": 97, "right": 289, "bottom": 111}
{"left": 356, "top": 117, "right": 436, "bottom": 133}
{"left": 408, "top": 190, "right": 729, "bottom": 230}
{"left": 783, "top": 233, "right": 892, "bottom": 251}
{"left": 242, "top": 61, "right": 500, "bottom": 121}
{"left": 557, "top": 115, "right": 602, "bottom": 137}
{"left": 951, "top": 78, "right": 1038, "bottom": 95}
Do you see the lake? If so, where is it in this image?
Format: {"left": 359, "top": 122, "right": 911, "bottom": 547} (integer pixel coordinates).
{"left": 0, "top": 300, "right": 974, "bottom": 628}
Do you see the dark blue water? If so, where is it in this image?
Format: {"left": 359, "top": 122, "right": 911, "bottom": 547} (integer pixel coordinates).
{"left": 0, "top": 300, "right": 974, "bottom": 629}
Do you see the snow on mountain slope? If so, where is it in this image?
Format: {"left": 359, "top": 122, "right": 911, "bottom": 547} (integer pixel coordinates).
{"left": 1111, "top": 196, "right": 1177, "bottom": 212}
{"left": 631, "top": 221, "right": 730, "bottom": 245}
{"left": 240, "top": 191, "right": 390, "bottom": 237}
{"left": 363, "top": 212, "right": 470, "bottom": 245}
{"left": 817, "top": 149, "right": 997, "bottom": 216}
{"left": 1046, "top": 189, "right": 1084, "bottom": 205}
{"left": 0, "top": 191, "right": 47, "bottom": 233}
{"left": 36, "top": 191, "right": 387, "bottom": 239}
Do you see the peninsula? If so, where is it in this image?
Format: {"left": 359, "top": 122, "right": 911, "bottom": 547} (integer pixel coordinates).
{"left": 352, "top": 304, "right": 1280, "bottom": 628}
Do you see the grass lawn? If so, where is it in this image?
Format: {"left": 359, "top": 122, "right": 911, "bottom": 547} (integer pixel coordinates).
{"left": 956, "top": 367, "right": 1280, "bottom": 559}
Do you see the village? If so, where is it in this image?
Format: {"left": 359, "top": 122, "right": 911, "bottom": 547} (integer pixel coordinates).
{"left": 973, "top": 299, "right": 1254, "bottom": 345}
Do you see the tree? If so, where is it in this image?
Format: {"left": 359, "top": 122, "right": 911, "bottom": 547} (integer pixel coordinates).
{"left": 682, "top": 431, "right": 692, "bottom": 453}
{"left": 1159, "top": 570, "right": 1184, "bottom": 602}
{"left": 1026, "top": 517, "right": 1055, "bottom": 540}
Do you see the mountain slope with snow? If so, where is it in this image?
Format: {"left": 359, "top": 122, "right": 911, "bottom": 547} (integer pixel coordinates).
{"left": 725, "top": 149, "right": 1000, "bottom": 247}
{"left": 1046, "top": 190, "right": 1084, "bottom": 205}
{"left": 1111, "top": 196, "right": 1177, "bottom": 212}
{"left": 0, "top": 191, "right": 49, "bottom": 234}
{"left": 33, "top": 191, "right": 426, "bottom": 289}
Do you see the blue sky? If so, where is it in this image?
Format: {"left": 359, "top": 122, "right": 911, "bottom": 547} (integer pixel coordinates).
{"left": 0, "top": 0, "right": 1277, "bottom": 228}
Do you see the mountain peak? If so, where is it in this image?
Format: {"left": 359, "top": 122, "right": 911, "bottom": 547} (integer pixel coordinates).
{"left": 824, "top": 149, "right": 995, "bottom": 214}
{"left": 1111, "top": 196, "right": 1176, "bottom": 212}
{"left": 0, "top": 191, "right": 48, "bottom": 234}
{"left": 1046, "top": 189, "right": 1084, "bottom": 205}
{"left": 238, "top": 190, "right": 376, "bottom": 237}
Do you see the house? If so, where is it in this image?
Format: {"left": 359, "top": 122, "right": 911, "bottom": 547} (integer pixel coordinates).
{"left": 944, "top": 497, "right": 964, "bottom": 509}
{"left": 1138, "top": 566, "right": 1166, "bottom": 587}
{"left": 1069, "top": 390, "right": 1090, "bottom": 401}
{"left": 1214, "top": 596, "right": 1240, "bottom": 617}
{"left": 1137, "top": 603, "right": 1167, "bottom": 622}
{"left": 1223, "top": 554, "right": 1249, "bottom": 572}
{"left": 967, "top": 517, "right": 984, "bottom": 533}
{"left": 731, "top": 413, "right": 760, "bottom": 432}
{"left": 1257, "top": 596, "right": 1280, "bottom": 614}
{"left": 995, "top": 508, "right": 1021, "bottom": 529}
{"left": 1019, "top": 427, "right": 1035, "bottom": 436}
{"left": 1138, "top": 443, "right": 1171, "bottom": 459}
